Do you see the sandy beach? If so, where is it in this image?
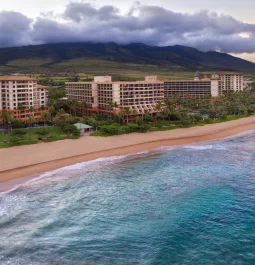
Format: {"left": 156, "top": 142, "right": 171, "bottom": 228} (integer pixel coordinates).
{"left": 1, "top": 116, "right": 255, "bottom": 189}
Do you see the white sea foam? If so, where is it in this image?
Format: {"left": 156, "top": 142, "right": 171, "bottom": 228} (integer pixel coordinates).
{"left": 218, "top": 129, "right": 255, "bottom": 142}
{"left": 6, "top": 130, "right": 252, "bottom": 193}
{"left": 0, "top": 256, "right": 29, "bottom": 265}
{"left": 0, "top": 194, "right": 28, "bottom": 217}
{"left": 184, "top": 144, "right": 227, "bottom": 150}
{"left": 1, "top": 151, "right": 159, "bottom": 192}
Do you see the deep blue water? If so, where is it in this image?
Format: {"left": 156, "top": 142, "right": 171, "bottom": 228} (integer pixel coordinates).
{"left": 0, "top": 132, "right": 255, "bottom": 265}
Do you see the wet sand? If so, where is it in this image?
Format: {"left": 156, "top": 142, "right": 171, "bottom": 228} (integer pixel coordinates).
{"left": 1, "top": 116, "right": 255, "bottom": 190}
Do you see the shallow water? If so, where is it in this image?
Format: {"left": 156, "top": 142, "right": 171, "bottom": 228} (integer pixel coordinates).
{"left": 0, "top": 132, "right": 255, "bottom": 265}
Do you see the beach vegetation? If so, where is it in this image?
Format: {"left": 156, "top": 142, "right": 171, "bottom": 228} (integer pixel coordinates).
{"left": 11, "top": 129, "right": 27, "bottom": 137}
{"left": 0, "top": 111, "right": 12, "bottom": 136}
{"left": 63, "top": 125, "right": 80, "bottom": 136}
{"left": 101, "top": 124, "right": 121, "bottom": 135}
{"left": 89, "top": 91, "right": 255, "bottom": 137}
{"left": 9, "top": 136, "right": 24, "bottom": 146}
{"left": 35, "top": 127, "right": 51, "bottom": 137}
{"left": 91, "top": 122, "right": 151, "bottom": 136}
{"left": 0, "top": 125, "right": 80, "bottom": 148}
{"left": 11, "top": 119, "right": 26, "bottom": 129}
{"left": 52, "top": 111, "right": 75, "bottom": 129}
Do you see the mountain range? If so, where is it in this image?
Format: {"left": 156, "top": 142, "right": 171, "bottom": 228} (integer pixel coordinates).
{"left": 0, "top": 42, "right": 255, "bottom": 72}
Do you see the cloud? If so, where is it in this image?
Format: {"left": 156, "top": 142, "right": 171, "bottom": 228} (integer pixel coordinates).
{"left": 1, "top": 2, "right": 255, "bottom": 54}
{"left": 0, "top": 11, "right": 32, "bottom": 47}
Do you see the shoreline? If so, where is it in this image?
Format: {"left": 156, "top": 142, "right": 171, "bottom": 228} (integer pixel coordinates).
{"left": 1, "top": 116, "right": 255, "bottom": 191}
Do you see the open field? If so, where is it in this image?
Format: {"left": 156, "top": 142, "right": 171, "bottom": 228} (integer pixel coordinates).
{"left": 1, "top": 58, "right": 255, "bottom": 81}
{"left": 2, "top": 58, "right": 195, "bottom": 80}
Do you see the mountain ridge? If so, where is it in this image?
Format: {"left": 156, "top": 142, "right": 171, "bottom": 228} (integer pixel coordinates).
{"left": 0, "top": 42, "right": 255, "bottom": 71}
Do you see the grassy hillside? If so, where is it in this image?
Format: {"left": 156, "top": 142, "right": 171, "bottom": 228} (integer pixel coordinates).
{"left": 1, "top": 42, "right": 255, "bottom": 74}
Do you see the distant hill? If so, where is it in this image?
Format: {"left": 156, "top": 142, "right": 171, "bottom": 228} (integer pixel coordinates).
{"left": 0, "top": 42, "right": 255, "bottom": 72}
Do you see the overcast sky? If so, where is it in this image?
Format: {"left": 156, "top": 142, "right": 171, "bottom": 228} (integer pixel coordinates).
{"left": 1, "top": 0, "right": 255, "bottom": 62}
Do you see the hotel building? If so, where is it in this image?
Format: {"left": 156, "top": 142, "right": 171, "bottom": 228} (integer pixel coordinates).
{"left": 195, "top": 72, "right": 244, "bottom": 94}
{"left": 164, "top": 72, "right": 244, "bottom": 100}
{"left": 164, "top": 80, "right": 219, "bottom": 99}
{"left": 0, "top": 75, "right": 48, "bottom": 121}
{"left": 66, "top": 76, "right": 164, "bottom": 115}
{"left": 65, "top": 72, "right": 245, "bottom": 121}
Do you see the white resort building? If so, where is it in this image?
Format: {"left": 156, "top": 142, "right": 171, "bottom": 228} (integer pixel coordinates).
{"left": 0, "top": 74, "right": 48, "bottom": 121}
{"left": 66, "top": 72, "right": 245, "bottom": 116}
{"left": 66, "top": 76, "right": 164, "bottom": 115}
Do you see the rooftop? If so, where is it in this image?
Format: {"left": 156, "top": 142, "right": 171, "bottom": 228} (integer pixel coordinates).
{"left": 73, "top": 123, "right": 93, "bottom": 129}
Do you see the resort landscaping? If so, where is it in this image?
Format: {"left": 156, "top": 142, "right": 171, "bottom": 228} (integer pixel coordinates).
{"left": 0, "top": 125, "right": 80, "bottom": 148}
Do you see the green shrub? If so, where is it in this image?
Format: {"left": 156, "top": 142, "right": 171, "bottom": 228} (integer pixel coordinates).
{"left": 204, "top": 118, "right": 214, "bottom": 124}
{"left": 11, "top": 129, "right": 27, "bottom": 137}
{"left": 154, "top": 123, "right": 163, "bottom": 128}
{"left": 138, "top": 124, "right": 150, "bottom": 132}
{"left": 191, "top": 114, "right": 203, "bottom": 122}
{"left": 144, "top": 115, "right": 153, "bottom": 122}
{"left": 63, "top": 125, "right": 80, "bottom": 136}
{"left": 9, "top": 136, "right": 22, "bottom": 146}
{"left": 134, "top": 116, "right": 143, "bottom": 125}
{"left": 35, "top": 127, "right": 51, "bottom": 136}
{"left": 123, "top": 123, "right": 150, "bottom": 133}
{"left": 124, "top": 124, "right": 139, "bottom": 133}
{"left": 101, "top": 124, "right": 121, "bottom": 135}
{"left": 220, "top": 115, "right": 227, "bottom": 121}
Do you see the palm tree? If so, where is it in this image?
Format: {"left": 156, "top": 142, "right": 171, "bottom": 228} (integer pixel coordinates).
{"left": 0, "top": 111, "right": 12, "bottom": 136}
{"left": 155, "top": 102, "right": 162, "bottom": 112}
{"left": 29, "top": 106, "right": 34, "bottom": 113}
{"left": 123, "top": 107, "right": 131, "bottom": 124}
{"left": 107, "top": 102, "right": 114, "bottom": 111}
{"left": 48, "top": 106, "right": 56, "bottom": 120}
{"left": 113, "top": 102, "right": 119, "bottom": 111}
{"left": 58, "top": 108, "right": 66, "bottom": 115}
{"left": 67, "top": 100, "right": 78, "bottom": 116}
{"left": 28, "top": 115, "right": 35, "bottom": 139}
{"left": 116, "top": 111, "right": 124, "bottom": 124}
{"left": 154, "top": 102, "right": 162, "bottom": 121}
{"left": 106, "top": 102, "right": 114, "bottom": 120}
{"left": 144, "top": 109, "right": 149, "bottom": 116}
{"left": 162, "top": 108, "right": 170, "bottom": 121}
{"left": 17, "top": 104, "right": 25, "bottom": 113}
{"left": 42, "top": 112, "right": 51, "bottom": 126}
{"left": 79, "top": 102, "right": 88, "bottom": 116}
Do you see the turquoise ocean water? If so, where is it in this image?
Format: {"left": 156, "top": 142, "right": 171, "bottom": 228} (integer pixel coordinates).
{"left": 0, "top": 132, "right": 255, "bottom": 265}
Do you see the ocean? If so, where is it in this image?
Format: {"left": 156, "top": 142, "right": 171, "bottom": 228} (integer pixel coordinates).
{"left": 0, "top": 132, "right": 255, "bottom": 265}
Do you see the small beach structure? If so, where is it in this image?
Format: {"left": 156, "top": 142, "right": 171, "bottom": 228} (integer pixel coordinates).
{"left": 73, "top": 122, "right": 93, "bottom": 133}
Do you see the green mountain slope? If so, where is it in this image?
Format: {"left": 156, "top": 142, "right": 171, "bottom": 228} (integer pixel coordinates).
{"left": 0, "top": 42, "right": 255, "bottom": 72}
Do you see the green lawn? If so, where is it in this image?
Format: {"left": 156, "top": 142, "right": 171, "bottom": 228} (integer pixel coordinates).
{"left": 0, "top": 126, "right": 78, "bottom": 148}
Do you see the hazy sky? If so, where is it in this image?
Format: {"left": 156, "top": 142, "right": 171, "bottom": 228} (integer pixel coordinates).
{"left": 1, "top": 0, "right": 255, "bottom": 62}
